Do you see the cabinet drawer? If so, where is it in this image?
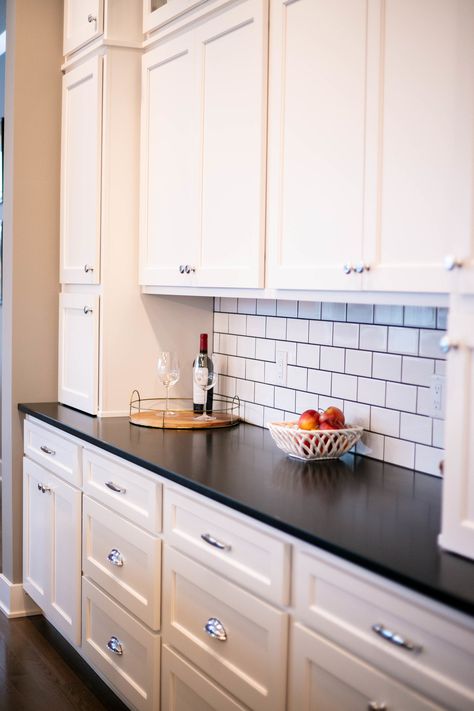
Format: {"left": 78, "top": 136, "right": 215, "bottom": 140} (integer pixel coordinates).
{"left": 83, "top": 447, "right": 162, "bottom": 533}
{"left": 164, "top": 487, "right": 290, "bottom": 605}
{"left": 24, "top": 418, "right": 81, "bottom": 487}
{"left": 82, "top": 578, "right": 160, "bottom": 711}
{"left": 83, "top": 496, "right": 161, "bottom": 630}
{"left": 289, "top": 622, "right": 442, "bottom": 711}
{"left": 162, "top": 545, "right": 288, "bottom": 711}
{"left": 294, "top": 548, "right": 474, "bottom": 711}
{"left": 162, "top": 645, "right": 246, "bottom": 711}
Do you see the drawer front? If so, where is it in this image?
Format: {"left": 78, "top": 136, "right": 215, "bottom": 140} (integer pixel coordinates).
{"left": 162, "top": 645, "right": 246, "bottom": 711}
{"left": 83, "top": 447, "right": 162, "bottom": 533}
{"left": 289, "top": 622, "right": 442, "bottom": 711}
{"left": 82, "top": 578, "right": 160, "bottom": 711}
{"left": 294, "top": 548, "right": 474, "bottom": 711}
{"left": 164, "top": 487, "right": 290, "bottom": 605}
{"left": 83, "top": 496, "right": 161, "bottom": 630}
{"left": 24, "top": 418, "right": 81, "bottom": 486}
{"left": 162, "top": 545, "right": 288, "bottom": 711}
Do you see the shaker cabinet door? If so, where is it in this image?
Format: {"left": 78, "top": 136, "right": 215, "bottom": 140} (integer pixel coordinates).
{"left": 60, "top": 56, "right": 102, "bottom": 284}
{"left": 63, "top": 0, "right": 104, "bottom": 55}
{"left": 58, "top": 292, "right": 100, "bottom": 415}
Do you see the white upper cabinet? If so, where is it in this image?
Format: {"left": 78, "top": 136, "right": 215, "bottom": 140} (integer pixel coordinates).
{"left": 267, "top": 0, "right": 474, "bottom": 294}
{"left": 266, "top": 0, "right": 367, "bottom": 291}
{"left": 64, "top": 0, "right": 104, "bottom": 55}
{"left": 60, "top": 56, "right": 102, "bottom": 285}
{"left": 140, "top": 0, "right": 267, "bottom": 288}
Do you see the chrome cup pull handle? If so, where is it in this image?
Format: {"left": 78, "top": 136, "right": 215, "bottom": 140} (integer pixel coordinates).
{"left": 107, "top": 548, "right": 124, "bottom": 567}
{"left": 40, "top": 445, "right": 56, "bottom": 456}
{"left": 106, "top": 636, "right": 123, "bottom": 656}
{"left": 372, "top": 624, "right": 422, "bottom": 654}
{"left": 201, "top": 533, "right": 232, "bottom": 552}
{"left": 105, "top": 481, "right": 127, "bottom": 495}
{"left": 204, "top": 617, "right": 227, "bottom": 642}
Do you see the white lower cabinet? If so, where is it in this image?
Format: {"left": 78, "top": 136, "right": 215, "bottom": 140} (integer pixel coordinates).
{"left": 289, "top": 622, "right": 442, "bottom": 711}
{"left": 161, "top": 645, "right": 246, "bottom": 711}
{"left": 23, "top": 456, "right": 82, "bottom": 646}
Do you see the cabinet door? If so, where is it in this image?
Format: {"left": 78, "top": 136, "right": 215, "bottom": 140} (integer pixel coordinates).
{"left": 64, "top": 0, "right": 104, "bottom": 55}
{"left": 140, "top": 30, "right": 200, "bottom": 286}
{"left": 61, "top": 56, "right": 102, "bottom": 284}
{"left": 23, "top": 458, "right": 82, "bottom": 646}
{"left": 364, "top": 0, "right": 474, "bottom": 293}
{"left": 289, "top": 623, "right": 442, "bottom": 711}
{"left": 266, "top": 0, "right": 367, "bottom": 291}
{"left": 439, "top": 294, "right": 474, "bottom": 560}
{"left": 193, "top": 0, "right": 267, "bottom": 288}
{"left": 58, "top": 293, "right": 99, "bottom": 415}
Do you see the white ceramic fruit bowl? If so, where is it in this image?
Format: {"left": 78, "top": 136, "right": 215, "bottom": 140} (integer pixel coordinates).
{"left": 267, "top": 421, "right": 364, "bottom": 461}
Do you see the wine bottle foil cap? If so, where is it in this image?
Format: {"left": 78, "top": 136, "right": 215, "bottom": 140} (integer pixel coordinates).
{"left": 200, "top": 333, "right": 208, "bottom": 352}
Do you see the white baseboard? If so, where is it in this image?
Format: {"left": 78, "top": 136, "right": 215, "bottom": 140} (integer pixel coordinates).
{"left": 0, "top": 574, "right": 42, "bottom": 618}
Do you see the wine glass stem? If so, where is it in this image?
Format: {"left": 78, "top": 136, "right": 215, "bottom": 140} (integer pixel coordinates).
{"left": 166, "top": 385, "right": 170, "bottom": 414}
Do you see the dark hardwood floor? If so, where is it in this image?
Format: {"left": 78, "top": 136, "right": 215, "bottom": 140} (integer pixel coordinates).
{"left": 0, "top": 612, "right": 130, "bottom": 710}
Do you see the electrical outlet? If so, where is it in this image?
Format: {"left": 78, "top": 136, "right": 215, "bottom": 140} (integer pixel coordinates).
{"left": 276, "top": 350, "right": 288, "bottom": 386}
{"left": 430, "top": 375, "right": 445, "bottom": 417}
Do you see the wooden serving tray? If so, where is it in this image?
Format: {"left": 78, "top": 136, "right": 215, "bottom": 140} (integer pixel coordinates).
{"left": 130, "top": 409, "right": 239, "bottom": 430}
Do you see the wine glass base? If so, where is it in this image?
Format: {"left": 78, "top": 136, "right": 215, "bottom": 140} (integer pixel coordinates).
{"left": 165, "top": 411, "right": 177, "bottom": 417}
{"left": 193, "top": 413, "right": 216, "bottom": 422}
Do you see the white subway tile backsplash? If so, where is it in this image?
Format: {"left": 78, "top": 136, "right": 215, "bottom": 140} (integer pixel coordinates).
{"left": 360, "top": 325, "right": 388, "bottom": 352}
{"left": 332, "top": 373, "right": 357, "bottom": 401}
{"left": 320, "top": 346, "right": 345, "bottom": 373}
{"left": 246, "top": 315, "right": 266, "bottom": 338}
{"left": 386, "top": 382, "right": 417, "bottom": 413}
{"left": 309, "top": 320, "right": 333, "bottom": 345}
{"left": 333, "top": 322, "right": 359, "bottom": 348}
{"left": 284, "top": 411, "right": 299, "bottom": 422}
{"left": 266, "top": 317, "right": 287, "bottom": 340}
{"left": 358, "top": 377, "right": 386, "bottom": 406}
{"left": 370, "top": 407, "right": 400, "bottom": 437}
{"left": 322, "top": 302, "right": 346, "bottom": 321}
{"left": 347, "top": 303, "right": 373, "bottom": 324}
{"left": 400, "top": 412, "right": 432, "bottom": 445}
{"left": 415, "top": 444, "right": 443, "bottom": 477}
{"left": 229, "top": 313, "right": 247, "bottom": 335}
{"left": 214, "top": 299, "right": 447, "bottom": 471}
{"left": 275, "top": 387, "right": 296, "bottom": 412}
{"left": 287, "top": 366, "right": 307, "bottom": 391}
{"left": 384, "top": 437, "right": 415, "bottom": 469}
{"left": 345, "top": 349, "right": 372, "bottom": 377}
{"left": 402, "top": 357, "right": 434, "bottom": 387}
{"left": 388, "top": 327, "right": 419, "bottom": 355}
{"left": 419, "top": 329, "right": 446, "bottom": 359}
{"left": 296, "top": 343, "right": 320, "bottom": 369}
{"left": 307, "top": 369, "right": 332, "bottom": 396}
{"left": 255, "top": 382, "right": 274, "bottom": 407}
{"left": 372, "top": 353, "right": 401, "bottom": 382}
{"left": 298, "top": 301, "right": 321, "bottom": 320}
{"left": 276, "top": 300, "right": 298, "bottom": 317}
{"left": 287, "top": 318, "right": 309, "bottom": 343}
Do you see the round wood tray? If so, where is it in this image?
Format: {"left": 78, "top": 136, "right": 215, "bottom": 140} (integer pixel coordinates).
{"left": 129, "top": 392, "right": 240, "bottom": 430}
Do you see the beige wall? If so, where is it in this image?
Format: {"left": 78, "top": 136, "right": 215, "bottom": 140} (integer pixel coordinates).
{"left": 2, "top": 0, "right": 62, "bottom": 582}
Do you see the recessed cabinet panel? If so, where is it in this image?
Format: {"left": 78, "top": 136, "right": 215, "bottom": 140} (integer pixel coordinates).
{"left": 58, "top": 293, "right": 99, "bottom": 415}
{"left": 266, "top": 0, "right": 367, "bottom": 290}
{"left": 364, "top": 0, "right": 474, "bottom": 292}
{"left": 61, "top": 56, "right": 102, "bottom": 285}
{"left": 64, "top": 0, "right": 104, "bottom": 55}
{"left": 140, "top": 32, "right": 200, "bottom": 286}
{"left": 23, "top": 458, "right": 51, "bottom": 611}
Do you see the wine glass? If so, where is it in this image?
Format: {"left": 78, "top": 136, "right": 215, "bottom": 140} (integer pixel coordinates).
{"left": 193, "top": 358, "right": 217, "bottom": 422}
{"left": 157, "top": 352, "right": 180, "bottom": 417}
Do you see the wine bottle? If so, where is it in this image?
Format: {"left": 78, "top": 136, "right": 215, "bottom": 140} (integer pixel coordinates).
{"left": 193, "top": 333, "right": 214, "bottom": 414}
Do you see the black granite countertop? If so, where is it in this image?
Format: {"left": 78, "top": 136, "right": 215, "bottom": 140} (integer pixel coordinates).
{"left": 19, "top": 402, "right": 474, "bottom": 617}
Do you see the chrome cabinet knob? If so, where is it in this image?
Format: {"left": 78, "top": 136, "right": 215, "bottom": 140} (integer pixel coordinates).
{"left": 88, "top": 14, "right": 97, "bottom": 23}
{"left": 83, "top": 306, "right": 93, "bottom": 315}
{"left": 107, "top": 548, "right": 124, "bottom": 567}
{"left": 37, "top": 483, "right": 51, "bottom": 494}
{"left": 184, "top": 264, "right": 195, "bottom": 274}
{"left": 179, "top": 265, "right": 186, "bottom": 274}
{"left": 355, "top": 262, "right": 370, "bottom": 274}
{"left": 204, "top": 617, "right": 227, "bottom": 642}
{"left": 343, "top": 263, "right": 353, "bottom": 274}
{"left": 84, "top": 264, "right": 94, "bottom": 273}
{"left": 444, "top": 255, "right": 463, "bottom": 271}
{"left": 106, "top": 636, "right": 123, "bottom": 656}
{"left": 439, "top": 336, "right": 459, "bottom": 354}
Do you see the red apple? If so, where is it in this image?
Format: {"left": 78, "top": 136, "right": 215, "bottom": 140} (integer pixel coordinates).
{"left": 297, "top": 409, "right": 320, "bottom": 431}
{"left": 319, "top": 421, "right": 336, "bottom": 431}
{"left": 319, "top": 406, "right": 345, "bottom": 429}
